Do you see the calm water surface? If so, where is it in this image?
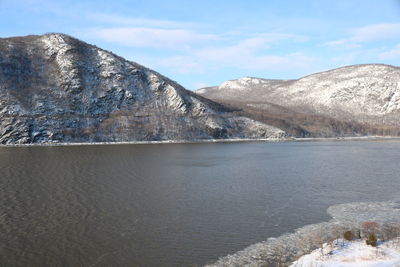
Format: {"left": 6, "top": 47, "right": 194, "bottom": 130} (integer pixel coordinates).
{"left": 1, "top": 141, "right": 400, "bottom": 266}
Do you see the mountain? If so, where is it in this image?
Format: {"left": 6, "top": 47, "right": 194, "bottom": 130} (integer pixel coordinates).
{"left": 0, "top": 33, "right": 286, "bottom": 144}
{"left": 196, "top": 64, "right": 400, "bottom": 137}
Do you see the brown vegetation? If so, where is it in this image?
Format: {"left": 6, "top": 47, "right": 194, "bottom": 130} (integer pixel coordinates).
{"left": 208, "top": 99, "right": 400, "bottom": 137}
{"left": 343, "top": 231, "right": 354, "bottom": 241}
{"left": 366, "top": 233, "right": 378, "bottom": 247}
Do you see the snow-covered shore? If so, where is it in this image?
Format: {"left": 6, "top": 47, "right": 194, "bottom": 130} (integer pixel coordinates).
{"left": 291, "top": 239, "right": 400, "bottom": 267}
{"left": 206, "top": 201, "right": 400, "bottom": 267}
{"left": 0, "top": 137, "right": 287, "bottom": 147}
{"left": 1, "top": 136, "right": 400, "bottom": 147}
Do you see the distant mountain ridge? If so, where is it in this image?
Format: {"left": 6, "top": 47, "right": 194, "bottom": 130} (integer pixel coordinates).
{"left": 0, "top": 33, "right": 286, "bottom": 144}
{"left": 196, "top": 64, "right": 400, "bottom": 137}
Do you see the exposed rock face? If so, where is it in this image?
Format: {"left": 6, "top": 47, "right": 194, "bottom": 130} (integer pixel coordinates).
{"left": 0, "top": 33, "right": 286, "bottom": 144}
{"left": 197, "top": 65, "right": 400, "bottom": 137}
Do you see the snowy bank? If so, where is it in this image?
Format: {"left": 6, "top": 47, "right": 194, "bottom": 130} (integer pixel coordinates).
{"left": 290, "top": 239, "right": 400, "bottom": 267}
{"left": 206, "top": 201, "right": 400, "bottom": 267}
{"left": 1, "top": 136, "right": 400, "bottom": 147}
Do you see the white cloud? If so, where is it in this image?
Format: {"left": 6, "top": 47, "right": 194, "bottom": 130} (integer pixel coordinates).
{"left": 86, "top": 24, "right": 311, "bottom": 72}
{"left": 192, "top": 82, "right": 209, "bottom": 89}
{"left": 88, "top": 26, "right": 307, "bottom": 51}
{"left": 83, "top": 17, "right": 312, "bottom": 75}
{"left": 323, "top": 39, "right": 361, "bottom": 49}
{"left": 324, "top": 40, "right": 347, "bottom": 46}
{"left": 324, "top": 23, "right": 400, "bottom": 48}
{"left": 146, "top": 33, "right": 314, "bottom": 75}
{"left": 157, "top": 56, "right": 204, "bottom": 73}
{"left": 194, "top": 37, "right": 314, "bottom": 71}
{"left": 351, "top": 23, "right": 400, "bottom": 42}
{"left": 244, "top": 33, "right": 309, "bottom": 44}
{"left": 89, "top": 27, "right": 218, "bottom": 49}
{"left": 87, "top": 13, "right": 194, "bottom": 28}
{"left": 379, "top": 44, "right": 400, "bottom": 60}
{"left": 329, "top": 51, "right": 363, "bottom": 65}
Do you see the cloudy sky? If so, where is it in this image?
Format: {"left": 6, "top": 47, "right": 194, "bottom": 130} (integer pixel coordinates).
{"left": 1, "top": 0, "right": 400, "bottom": 89}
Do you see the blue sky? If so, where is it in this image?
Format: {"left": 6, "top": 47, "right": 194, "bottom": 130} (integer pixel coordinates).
{"left": 1, "top": 0, "right": 400, "bottom": 89}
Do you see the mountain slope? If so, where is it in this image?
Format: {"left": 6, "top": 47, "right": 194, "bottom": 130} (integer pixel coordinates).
{"left": 0, "top": 33, "right": 286, "bottom": 144}
{"left": 196, "top": 65, "right": 400, "bottom": 137}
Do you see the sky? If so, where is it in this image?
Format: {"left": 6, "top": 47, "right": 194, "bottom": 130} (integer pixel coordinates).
{"left": 1, "top": 0, "right": 400, "bottom": 90}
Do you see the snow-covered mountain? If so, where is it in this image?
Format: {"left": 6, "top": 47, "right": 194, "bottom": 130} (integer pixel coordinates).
{"left": 0, "top": 33, "right": 286, "bottom": 144}
{"left": 196, "top": 65, "right": 400, "bottom": 137}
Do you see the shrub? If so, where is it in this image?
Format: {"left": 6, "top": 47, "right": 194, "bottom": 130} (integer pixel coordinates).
{"left": 343, "top": 231, "right": 354, "bottom": 241}
{"left": 362, "top": 221, "right": 379, "bottom": 234}
{"left": 366, "top": 233, "right": 377, "bottom": 247}
{"left": 362, "top": 221, "right": 380, "bottom": 239}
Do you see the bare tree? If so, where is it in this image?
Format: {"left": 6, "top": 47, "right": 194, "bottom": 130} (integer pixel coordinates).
{"left": 330, "top": 224, "right": 348, "bottom": 247}
{"left": 308, "top": 225, "right": 335, "bottom": 256}
{"left": 362, "top": 221, "right": 380, "bottom": 237}
{"left": 381, "top": 223, "right": 400, "bottom": 241}
{"left": 269, "top": 241, "right": 289, "bottom": 267}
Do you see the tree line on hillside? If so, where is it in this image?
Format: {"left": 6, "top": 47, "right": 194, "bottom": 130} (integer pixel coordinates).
{"left": 224, "top": 101, "right": 400, "bottom": 137}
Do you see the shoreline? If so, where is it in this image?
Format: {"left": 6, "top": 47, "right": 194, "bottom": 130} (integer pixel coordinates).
{"left": 206, "top": 200, "right": 400, "bottom": 267}
{"left": 1, "top": 135, "right": 400, "bottom": 147}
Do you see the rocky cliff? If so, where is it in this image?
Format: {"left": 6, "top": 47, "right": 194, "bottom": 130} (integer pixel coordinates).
{"left": 0, "top": 33, "right": 286, "bottom": 144}
{"left": 197, "top": 64, "right": 400, "bottom": 137}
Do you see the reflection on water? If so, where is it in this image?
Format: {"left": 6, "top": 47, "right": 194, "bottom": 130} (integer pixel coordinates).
{"left": 0, "top": 141, "right": 400, "bottom": 266}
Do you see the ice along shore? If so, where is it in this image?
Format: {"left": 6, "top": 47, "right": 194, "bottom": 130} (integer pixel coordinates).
{"left": 1, "top": 136, "right": 400, "bottom": 147}
{"left": 205, "top": 201, "right": 400, "bottom": 267}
